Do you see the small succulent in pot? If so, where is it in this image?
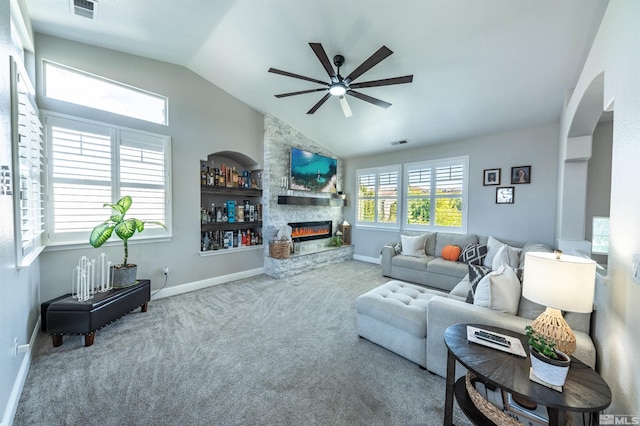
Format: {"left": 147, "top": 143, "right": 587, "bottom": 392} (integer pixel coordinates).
{"left": 526, "top": 325, "right": 570, "bottom": 387}
{"left": 525, "top": 325, "right": 559, "bottom": 359}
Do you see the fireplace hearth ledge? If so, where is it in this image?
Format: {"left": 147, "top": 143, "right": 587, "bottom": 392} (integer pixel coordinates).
{"left": 264, "top": 245, "right": 354, "bottom": 279}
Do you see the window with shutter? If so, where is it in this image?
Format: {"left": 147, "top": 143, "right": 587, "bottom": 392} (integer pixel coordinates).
{"left": 356, "top": 166, "right": 400, "bottom": 228}
{"left": 10, "top": 57, "right": 45, "bottom": 268}
{"left": 404, "top": 157, "right": 468, "bottom": 232}
{"left": 44, "top": 113, "right": 171, "bottom": 246}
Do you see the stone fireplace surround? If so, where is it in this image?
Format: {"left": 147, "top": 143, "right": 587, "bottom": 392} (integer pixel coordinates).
{"left": 263, "top": 115, "right": 352, "bottom": 278}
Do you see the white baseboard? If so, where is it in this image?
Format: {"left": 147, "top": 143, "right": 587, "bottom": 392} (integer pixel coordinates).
{"left": 2, "top": 318, "right": 40, "bottom": 426}
{"left": 354, "top": 254, "right": 380, "bottom": 264}
{"left": 151, "top": 267, "right": 265, "bottom": 300}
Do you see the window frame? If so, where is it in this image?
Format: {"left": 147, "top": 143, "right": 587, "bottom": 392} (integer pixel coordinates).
{"left": 403, "top": 156, "right": 469, "bottom": 233}
{"left": 355, "top": 165, "right": 401, "bottom": 229}
{"left": 591, "top": 216, "right": 610, "bottom": 255}
{"left": 42, "top": 111, "right": 172, "bottom": 248}
{"left": 43, "top": 60, "right": 169, "bottom": 126}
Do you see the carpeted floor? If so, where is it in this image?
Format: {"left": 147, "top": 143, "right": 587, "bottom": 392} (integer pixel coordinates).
{"left": 15, "top": 260, "right": 472, "bottom": 425}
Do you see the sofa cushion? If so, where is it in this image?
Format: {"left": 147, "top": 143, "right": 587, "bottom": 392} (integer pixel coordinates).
{"left": 391, "top": 255, "right": 434, "bottom": 271}
{"left": 473, "top": 265, "right": 521, "bottom": 315}
{"left": 401, "top": 234, "right": 428, "bottom": 257}
{"left": 459, "top": 243, "right": 488, "bottom": 265}
{"left": 426, "top": 257, "right": 469, "bottom": 278}
{"left": 435, "top": 233, "right": 479, "bottom": 257}
{"left": 450, "top": 274, "right": 471, "bottom": 299}
{"left": 518, "top": 242, "right": 552, "bottom": 269}
{"left": 441, "top": 245, "right": 462, "bottom": 261}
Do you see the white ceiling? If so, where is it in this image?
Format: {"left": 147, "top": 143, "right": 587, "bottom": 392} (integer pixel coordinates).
{"left": 25, "top": 0, "right": 608, "bottom": 158}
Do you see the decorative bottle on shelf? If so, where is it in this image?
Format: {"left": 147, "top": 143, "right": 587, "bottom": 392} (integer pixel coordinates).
{"left": 207, "top": 165, "right": 215, "bottom": 186}
{"left": 201, "top": 164, "right": 207, "bottom": 186}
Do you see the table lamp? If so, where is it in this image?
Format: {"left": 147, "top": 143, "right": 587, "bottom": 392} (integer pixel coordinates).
{"left": 522, "top": 250, "right": 597, "bottom": 355}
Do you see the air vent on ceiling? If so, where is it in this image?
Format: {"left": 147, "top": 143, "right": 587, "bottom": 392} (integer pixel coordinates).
{"left": 390, "top": 140, "right": 408, "bottom": 146}
{"left": 70, "top": 0, "right": 97, "bottom": 19}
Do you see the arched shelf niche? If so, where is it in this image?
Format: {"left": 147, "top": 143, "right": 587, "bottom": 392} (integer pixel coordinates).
{"left": 199, "top": 150, "right": 264, "bottom": 255}
{"left": 205, "top": 150, "right": 262, "bottom": 172}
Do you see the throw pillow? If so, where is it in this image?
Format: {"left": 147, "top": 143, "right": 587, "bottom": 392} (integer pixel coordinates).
{"left": 400, "top": 234, "right": 428, "bottom": 258}
{"left": 483, "top": 236, "right": 505, "bottom": 267}
{"left": 473, "top": 264, "right": 521, "bottom": 315}
{"left": 491, "top": 244, "right": 522, "bottom": 269}
{"left": 465, "top": 264, "right": 492, "bottom": 303}
{"left": 441, "top": 245, "right": 461, "bottom": 261}
{"left": 384, "top": 241, "right": 402, "bottom": 255}
{"left": 450, "top": 275, "right": 471, "bottom": 299}
{"left": 459, "top": 243, "right": 488, "bottom": 265}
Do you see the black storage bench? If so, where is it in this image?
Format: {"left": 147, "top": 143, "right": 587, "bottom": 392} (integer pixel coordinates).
{"left": 41, "top": 279, "right": 151, "bottom": 347}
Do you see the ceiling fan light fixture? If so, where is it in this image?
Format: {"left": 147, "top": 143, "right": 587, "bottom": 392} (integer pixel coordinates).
{"left": 329, "top": 83, "right": 347, "bottom": 96}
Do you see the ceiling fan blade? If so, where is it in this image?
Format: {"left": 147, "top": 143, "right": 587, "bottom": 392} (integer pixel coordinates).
{"left": 275, "top": 88, "right": 328, "bottom": 98}
{"left": 307, "top": 93, "right": 332, "bottom": 114}
{"left": 343, "top": 45, "right": 393, "bottom": 84}
{"left": 347, "top": 90, "right": 392, "bottom": 109}
{"left": 268, "top": 67, "right": 328, "bottom": 86}
{"left": 309, "top": 43, "right": 338, "bottom": 82}
{"left": 349, "top": 75, "right": 413, "bottom": 89}
{"left": 338, "top": 95, "right": 353, "bottom": 118}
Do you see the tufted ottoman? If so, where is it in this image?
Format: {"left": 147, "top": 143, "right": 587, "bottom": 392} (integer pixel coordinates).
{"left": 355, "top": 280, "right": 445, "bottom": 368}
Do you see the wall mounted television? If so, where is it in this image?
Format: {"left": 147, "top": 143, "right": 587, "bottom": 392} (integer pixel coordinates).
{"left": 289, "top": 147, "right": 337, "bottom": 193}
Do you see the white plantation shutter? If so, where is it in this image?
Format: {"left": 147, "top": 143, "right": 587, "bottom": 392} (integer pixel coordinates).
{"left": 435, "top": 164, "right": 463, "bottom": 196}
{"left": 377, "top": 170, "right": 398, "bottom": 224}
{"left": 356, "top": 166, "right": 400, "bottom": 227}
{"left": 119, "top": 131, "right": 167, "bottom": 228}
{"left": 44, "top": 113, "right": 171, "bottom": 245}
{"left": 404, "top": 157, "right": 468, "bottom": 232}
{"left": 11, "top": 57, "right": 46, "bottom": 267}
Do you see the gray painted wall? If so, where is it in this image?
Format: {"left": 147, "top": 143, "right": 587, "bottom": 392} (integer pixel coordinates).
{"left": 586, "top": 119, "right": 613, "bottom": 265}
{"left": 561, "top": 0, "right": 640, "bottom": 414}
{"left": 344, "top": 123, "right": 560, "bottom": 260}
{"left": 0, "top": 1, "right": 41, "bottom": 424}
{"left": 35, "top": 35, "right": 265, "bottom": 302}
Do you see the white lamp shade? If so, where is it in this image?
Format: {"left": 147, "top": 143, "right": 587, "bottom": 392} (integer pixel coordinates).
{"left": 522, "top": 252, "right": 596, "bottom": 313}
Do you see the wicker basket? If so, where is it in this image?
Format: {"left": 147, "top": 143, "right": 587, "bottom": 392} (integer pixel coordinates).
{"left": 465, "top": 373, "right": 523, "bottom": 425}
{"left": 269, "top": 240, "right": 290, "bottom": 259}
{"left": 465, "top": 373, "right": 571, "bottom": 426}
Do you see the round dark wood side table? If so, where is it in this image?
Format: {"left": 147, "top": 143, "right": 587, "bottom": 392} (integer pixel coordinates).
{"left": 443, "top": 323, "right": 611, "bottom": 426}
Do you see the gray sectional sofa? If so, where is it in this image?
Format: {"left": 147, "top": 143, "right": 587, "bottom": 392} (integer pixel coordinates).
{"left": 357, "top": 232, "right": 597, "bottom": 378}
{"left": 380, "top": 232, "right": 529, "bottom": 292}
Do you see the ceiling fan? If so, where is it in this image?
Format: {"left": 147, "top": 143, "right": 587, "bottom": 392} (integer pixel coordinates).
{"left": 268, "top": 43, "right": 413, "bottom": 117}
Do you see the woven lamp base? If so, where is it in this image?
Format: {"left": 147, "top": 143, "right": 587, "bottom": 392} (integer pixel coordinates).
{"left": 531, "top": 307, "right": 576, "bottom": 355}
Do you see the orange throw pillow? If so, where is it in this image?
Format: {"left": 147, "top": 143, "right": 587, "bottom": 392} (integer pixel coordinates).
{"left": 442, "top": 245, "right": 461, "bottom": 261}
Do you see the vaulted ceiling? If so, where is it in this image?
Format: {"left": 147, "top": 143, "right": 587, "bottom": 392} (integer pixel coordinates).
{"left": 25, "top": 0, "right": 608, "bottom": 158}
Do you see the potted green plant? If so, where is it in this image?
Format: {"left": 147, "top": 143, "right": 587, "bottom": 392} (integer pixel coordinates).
{"left": 89, "top": 195, "right": 166, "bottom": 287}
{"left": 525, "top": 325, "right": 571, "bottom": 387}
{"left": 328, "top": 235, "right": 342, "bottom": 247}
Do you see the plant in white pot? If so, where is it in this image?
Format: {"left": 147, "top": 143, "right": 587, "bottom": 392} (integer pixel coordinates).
{"left": 89, "top": 195, "right": 165, "bottom": 287}
{"left": 526, "top": 325, "right": 571, "bottom": 387}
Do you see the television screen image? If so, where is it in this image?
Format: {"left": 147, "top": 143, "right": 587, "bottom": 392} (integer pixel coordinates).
{"left": 289, "top": 148, "right": 337, "bottom": 193}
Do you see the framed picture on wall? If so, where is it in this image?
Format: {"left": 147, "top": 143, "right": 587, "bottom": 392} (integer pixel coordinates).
{"left": 496, "top": 187, "right": 515, "bottom": 204}
{"left": 511, "top": 166, "right": 531, "bottom": 184}
{"left": 483, "top": 168, "right": 501, "bottom": 186}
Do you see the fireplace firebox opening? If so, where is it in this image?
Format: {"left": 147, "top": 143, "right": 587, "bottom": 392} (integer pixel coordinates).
{"left": 288, "top": 221, "right": 333, "bottom": 242}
